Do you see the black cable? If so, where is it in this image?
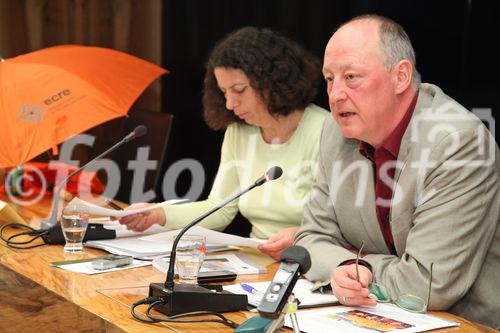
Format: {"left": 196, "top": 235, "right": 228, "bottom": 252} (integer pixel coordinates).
{"left": 0, "top": 223, "right": 48, "bottom": 249}
{"left": 131, "top": 296, "right": 239, "bottom": 329}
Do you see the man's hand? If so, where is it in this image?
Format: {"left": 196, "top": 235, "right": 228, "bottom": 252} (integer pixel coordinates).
{"left": 331, "top": 264, "right": 377, "bottom": 307}
{"left": 258, "top": 227, "right": 298, "bottom": 260}
{"left": 117, "top": 203, "right": 166, "bottom": 232}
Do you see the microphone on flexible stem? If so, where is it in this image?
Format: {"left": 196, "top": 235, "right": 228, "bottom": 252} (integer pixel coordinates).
{"left": 149, "top": 166, "right": 283, "bottom": 316}
{"left": 40, "top": 125, "right": 148, "bottom": 235}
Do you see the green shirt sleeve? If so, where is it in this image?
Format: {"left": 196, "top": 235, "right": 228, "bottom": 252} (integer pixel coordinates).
{"left": 162, "top": 127, "right": 239, "bottom": 230}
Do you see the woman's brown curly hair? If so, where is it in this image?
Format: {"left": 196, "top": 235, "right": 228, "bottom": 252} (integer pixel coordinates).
{"left": 203, "top": 27, "right": 321, "bottom": 130}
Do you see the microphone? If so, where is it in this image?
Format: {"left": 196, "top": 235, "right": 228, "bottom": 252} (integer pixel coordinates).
{"left": 257, "top": 245, "right": 311, "bottom": 319}
{"left": 254, "top": 166, "right": 283, "bottom": 186}
{"left": 123, "top": 124, "right": 147, "bottom": 142}
{"left": 40, "top": 125, "right": 148, "bottom": 231}
{"left": 149, "top": 166, "right": 283, "bottom": 316}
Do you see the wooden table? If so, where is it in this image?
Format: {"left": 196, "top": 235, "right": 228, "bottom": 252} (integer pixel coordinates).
{"left": 0, "top": 194, "right": 496, "bottom": 333}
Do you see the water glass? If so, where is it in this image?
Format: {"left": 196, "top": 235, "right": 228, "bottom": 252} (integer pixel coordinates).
{"left": 61, "top": 203, "right": 89, "bottom": 253}
{"left": 175, "top": 235, "right": 206, "bottom": 283}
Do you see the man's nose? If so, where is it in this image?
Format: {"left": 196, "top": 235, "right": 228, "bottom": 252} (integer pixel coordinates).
{"left": 328, "top": 83, "right": 347, "bottom": 104}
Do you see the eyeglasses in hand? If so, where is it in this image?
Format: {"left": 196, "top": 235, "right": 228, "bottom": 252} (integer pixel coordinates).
{"left": 354, "top": 242, "right": 433, "bottom": 313}
{"left": 368, "top": 262, "right": 434, "bottom": 313}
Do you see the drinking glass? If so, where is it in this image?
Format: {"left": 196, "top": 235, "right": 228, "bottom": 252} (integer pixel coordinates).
{"left": 175, "top": 235, "right": 206, "bottom": 283}
{"left": 61, "top": 203, "right": 89, "bottom": 253}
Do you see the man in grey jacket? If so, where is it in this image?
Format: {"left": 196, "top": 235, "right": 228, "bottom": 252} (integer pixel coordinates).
{"left": 295, "top": 14, "right": 499, "bottom": 328}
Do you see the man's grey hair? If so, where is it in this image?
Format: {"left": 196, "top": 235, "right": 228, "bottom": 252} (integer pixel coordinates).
{"left": 340, "top": 14, "right": 422, "bottom": 88}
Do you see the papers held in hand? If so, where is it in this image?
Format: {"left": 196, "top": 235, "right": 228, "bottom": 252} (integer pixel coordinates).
{"left": 66, "top": 197, "right": 186, "bottom": 217}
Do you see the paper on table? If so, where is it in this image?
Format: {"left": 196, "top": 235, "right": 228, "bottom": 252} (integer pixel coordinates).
{"left": 67, "top": 197, "right": 186, "bottom": 217}
{"left": 52, "top": 258, "right": 151, "bottom": 275}
{"left": 88, "top": 218, "right": 167, "bottom": 238}
{"left": 153, "top": 253, "right": 267, "bottom": 275}
{"left": 86, "top": 236, "right": 175, "bottom": 257}
{"left": 85, "top": 235, "right": 233, "bottom": 258}
{"left": 1, "top": 200, "right": 27, "bottom": 225}
{"left": 284, "top": 303, "right": 459, "bottom": 333}
{"left": 139, "top": 225, "right": 266, "bottom": 248}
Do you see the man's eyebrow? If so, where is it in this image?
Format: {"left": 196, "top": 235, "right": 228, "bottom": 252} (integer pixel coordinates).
{"left": 322, "top": 62, "right": 357, "bottom": 75}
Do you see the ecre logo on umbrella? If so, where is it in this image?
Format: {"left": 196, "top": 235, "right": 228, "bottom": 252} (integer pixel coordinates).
{"left": 19, "top": 104, "right": 45, "bottom": 124}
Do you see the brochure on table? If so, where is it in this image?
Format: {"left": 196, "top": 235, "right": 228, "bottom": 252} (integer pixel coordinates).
{"left": 284, "top": 303, "right": 459, "bottom": 333}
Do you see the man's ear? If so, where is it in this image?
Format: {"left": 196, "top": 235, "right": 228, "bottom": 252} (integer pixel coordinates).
{"left": 393, "top": 59, "right": 413, "bottom": 94}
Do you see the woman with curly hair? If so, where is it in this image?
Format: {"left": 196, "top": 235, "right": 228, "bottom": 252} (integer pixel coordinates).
{"left": 119, "top": 27, "right": 328, "bottom": 259}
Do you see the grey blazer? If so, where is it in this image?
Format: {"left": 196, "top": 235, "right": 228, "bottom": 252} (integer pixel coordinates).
{"left": 295, "top": 83, "right": 500, "bottom": 329}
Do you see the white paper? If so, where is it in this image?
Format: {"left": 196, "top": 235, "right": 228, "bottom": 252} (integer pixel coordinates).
{"left": 52, "top": 259, "right": 151, "bottom": 275}
{"left": 85, "top": 235, "right": 234, "bottom": 259}
{"left": 284, "top": 303, "right": 459, "bottom": 333}
{"left": 86, "top": 236, "right": 175, "bottom": 257}
{"left": 153, "top": 253, "right": 266, "bottom": 275}
{"left": 140, "top": 225, "right": 265, "bottom": 248}
{"left": 89, "top": 218, "right": 167, "bottom": 238}
{"left": 223, "top": 279, "right": 338, "bottom": 308}
{"left": 67, "top": 197, "right": 186, "bottom": 217}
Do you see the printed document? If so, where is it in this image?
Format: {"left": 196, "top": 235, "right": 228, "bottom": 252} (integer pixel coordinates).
{"left": 284, "top": 303, "right": 459, "bottom": 333}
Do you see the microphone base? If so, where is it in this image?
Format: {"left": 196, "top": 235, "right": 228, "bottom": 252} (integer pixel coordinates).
{"left": 148, "top": 282, "right": 248, "bottom": 315}
{"left": 42, "top": 223, "right": 116, "bottom": 245}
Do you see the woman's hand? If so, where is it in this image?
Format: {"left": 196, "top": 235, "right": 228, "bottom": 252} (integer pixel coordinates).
{"left": 258, "top": 227, "right": 299, "bottom": 260}
{"left": 117, "top": 203, "right": 166, "bottom": 232}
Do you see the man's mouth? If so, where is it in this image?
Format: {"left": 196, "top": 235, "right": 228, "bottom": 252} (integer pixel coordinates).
{"left": 339, "top": 112, "right": 356, "bottom": 118}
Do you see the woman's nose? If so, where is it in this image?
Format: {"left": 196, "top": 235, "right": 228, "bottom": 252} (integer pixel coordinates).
{"left": 225, "top": 94, "right": 239, "bottom": 110}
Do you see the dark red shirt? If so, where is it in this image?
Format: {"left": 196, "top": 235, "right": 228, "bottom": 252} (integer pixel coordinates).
{"left": 359, "top": 93, "right": 418, "bottom": 255}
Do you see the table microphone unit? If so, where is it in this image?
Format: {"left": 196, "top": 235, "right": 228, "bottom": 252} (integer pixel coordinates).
{"left": 149, "top": 166, "right": 283, "bottom": 316}
{"left": 40, "top": 125, "right": 148, "bottom": 243}
{"left": 257, "top": 245, "right": 311, "bottom": 319}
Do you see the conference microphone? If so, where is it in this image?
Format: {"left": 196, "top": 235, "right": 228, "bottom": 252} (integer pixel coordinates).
{"left": 40, "top": 125, "right": 148, "bottom": 234}
{"left": 148, "top": 166, "right": 283, "bottom": 316}
{"left": 257, "top": 245, "right": 311, "bottom": 319}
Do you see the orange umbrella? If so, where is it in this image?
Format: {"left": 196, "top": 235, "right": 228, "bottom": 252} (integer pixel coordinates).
{"left": 0, "top": 45, "right": 167, "bottom": 168}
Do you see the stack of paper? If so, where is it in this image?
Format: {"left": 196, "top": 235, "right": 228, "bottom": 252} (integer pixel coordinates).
{"left": 86, "top": 237, "right": 175, "bottom": 257}
{"left": 86, "top": 226, "right": 265, "bottom": 259}
{"left": 140, "top": 226, "right": 265, "bottom": 248}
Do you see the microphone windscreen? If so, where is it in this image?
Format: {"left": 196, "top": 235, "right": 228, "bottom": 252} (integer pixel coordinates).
{"left": 280, "top": 245, "right": 311, "bottom": 274}
{"left": 266, "top": 166, "right": 283, "bottom": 181}
{"left": 134, "top": 125, "right": 148, "bottom": 138}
